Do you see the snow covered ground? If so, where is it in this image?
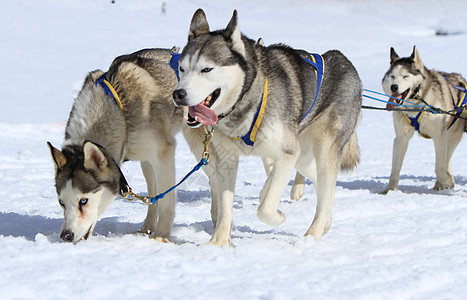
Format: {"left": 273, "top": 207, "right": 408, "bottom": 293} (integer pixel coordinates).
{"left": 2, "top": 0, "right": 467, "bottom": 299}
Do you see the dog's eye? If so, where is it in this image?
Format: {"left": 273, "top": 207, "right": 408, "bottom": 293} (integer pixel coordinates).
{"left": 403, "top": 75, "right": 409, "bottom": 79}
{"left": 58, "top": 199, "right": 65, "bottom": 207}
{"left": 201, "top": 68, "right": 213, "bottom": 73}
{"left": 179, "top": 66, "right": 185, "bottom": 73}
{"left": 79, "top": 198, "right": 88, "bottom": 206}
{"left": 390, "top": 75, "right": 395, "bottom": 79}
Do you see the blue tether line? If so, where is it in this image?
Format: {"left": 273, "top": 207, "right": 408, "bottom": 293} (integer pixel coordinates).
{"left": 363, "top": 88, "right": 437, "bottom": 114}
{"left": 149, "top": 158, "right": 208, "bottom": 204}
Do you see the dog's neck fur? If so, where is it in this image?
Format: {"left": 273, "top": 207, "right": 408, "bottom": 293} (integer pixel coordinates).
{"left": 216, "top": 37, "right": 268, "bottom": 137}
{"left": 64, "top": 80, "right": 127, "bottom": 165}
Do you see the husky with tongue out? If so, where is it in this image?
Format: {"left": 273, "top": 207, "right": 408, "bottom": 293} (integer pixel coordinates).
{"left": 381, "top": 46, "right": 467, "bottom": 194}
{"left": 173, "top": 9, "right": 363, "bottom": 246}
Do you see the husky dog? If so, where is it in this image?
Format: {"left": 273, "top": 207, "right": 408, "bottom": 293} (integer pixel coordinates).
{"left": 381, "top": 46, "right": 466, "bottom": 193}
{"left": 48, "top": 48, "right": 188, "bottom": 243}
{"left": 173, "top": 9, "right": 362, "bottom": 246}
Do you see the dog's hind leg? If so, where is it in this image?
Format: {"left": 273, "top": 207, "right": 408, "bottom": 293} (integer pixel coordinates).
{"left": 433, "top": 129, "right": 461, "bottom": 190}
{"left": 302, "top": 140, "right": 339, "bottom": 240}
{"left": 290, "top": 172, "right": 305, "bottom": 201}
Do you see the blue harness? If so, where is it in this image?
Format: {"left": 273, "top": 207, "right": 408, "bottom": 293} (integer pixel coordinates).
{"left": 169, "top": 53, "right": 181, "bottom": 81}
{"left": 168, "top": 51, "right": 325, "bottom": 146}
{"left": 300, "top": 53, "right": 325, "bottom": 122}
{"left": 95, "top": 73, "right": 125, "bottom": 118}
{"left": 238, "top": 53, "right": 325, "bottom": 146}
{"left": 405, "top": 79, "right": 467, "bottom": 137}
{"left": 404, "top": 111, "right": 430, "bottom": 138}
{"left": 446, "top": 81, "right": 467, "bottom": 130}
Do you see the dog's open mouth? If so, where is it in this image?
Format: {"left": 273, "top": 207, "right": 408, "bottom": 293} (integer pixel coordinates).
{"left": 187, "top": 88, "right": 221, "bottom": 127}
{"left": 386, "top": 88, "right": 410, "bottom": 109}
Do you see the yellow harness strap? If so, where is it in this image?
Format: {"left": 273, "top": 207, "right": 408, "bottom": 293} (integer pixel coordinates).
{"left": 235, "top": 77, "right": 268, "bottom": 146}
{"left": 100, "top": 78, "right": 125, "bottom": 118}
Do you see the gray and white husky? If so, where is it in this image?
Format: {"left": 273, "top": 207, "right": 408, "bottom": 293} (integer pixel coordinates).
{"left": 173, "top": 9, "right": 362, "bottom": 246}
{"left": 48, "top": 48, "right": 189, "bottom": 243}
{"left": 381, "top": 46, "right": 466, "bottom": 193}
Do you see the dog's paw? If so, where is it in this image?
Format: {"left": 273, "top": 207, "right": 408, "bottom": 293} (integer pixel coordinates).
{"left": 379, "top": 189, "right": 390, "bottom": 195}
{"left": 305, "top": 215, "right": 331, "bottom": 239}
{"left": 290, "top": 183, "right": 304, "bottom": 201}
{"left": 152, "top": 236, "right": 170, "bottom": 243}
{"left": 379, "top": 187, "right": 397, "bottom": 195}
{"left": 205, "top": 237, "right": 230, "bottom": 247}
{"left": 433, "top": 180, "right": 454, "bottom": 191}
{"left": 257, "top": 205, "right": 286, "bottom": 226}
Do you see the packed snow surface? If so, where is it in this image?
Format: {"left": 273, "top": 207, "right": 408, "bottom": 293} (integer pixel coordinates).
{"left": 2, "top": 0, "right": 467, "bottom": 299}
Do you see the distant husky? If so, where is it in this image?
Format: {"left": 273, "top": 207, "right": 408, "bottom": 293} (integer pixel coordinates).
{"left": 381, "top": 46, "right": 466, "bottom": 193}
{"left": 48, "top": 48, "right": 188, "bottom": 243}
{"left": 173, "top": 9, "right": 362, "bottom": 246}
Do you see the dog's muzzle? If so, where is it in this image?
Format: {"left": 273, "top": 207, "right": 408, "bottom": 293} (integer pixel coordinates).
{"left": 61, "top": 229, "right": 74, "bottom": 242}
{"left": 173, "top": 89, "right": 188, "bottom": 107}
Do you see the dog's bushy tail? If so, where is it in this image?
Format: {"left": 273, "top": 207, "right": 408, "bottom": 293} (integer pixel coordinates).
{"left": 340, "top": 112, "right": 361, "bottom": 172}
{"left": 340, "top": 128, "right": 360, "bottom": 171}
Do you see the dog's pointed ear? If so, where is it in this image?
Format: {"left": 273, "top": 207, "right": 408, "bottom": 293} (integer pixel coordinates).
{"left": 83, "top": 141, "right": 108, "bottom": 172}
{"left": 410, "top": 46, "right": 423, "bottom": 70}
{"left": 82, "top": 70, "right": 104, "bottom": 87}
{"left": 189, "top": 9, "right": 210, "bottom": 41}
{"left": 48, "top": 142, "right": 67, "bottom": 173}
{"left": 223, "top": 10, "right": 245, "bottom": 57}
{"left": 256, "top": 37, "right": 264, "bottom": 46}
{"left": 390, "top": 47, "right": 399, "bottom": 64}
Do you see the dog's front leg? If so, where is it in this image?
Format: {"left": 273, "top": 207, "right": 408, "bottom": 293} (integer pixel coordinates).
{"left": 140, "top": 160, "right": 158, "bottom": 235}
{"left": 261, "top": 157, "right": 274, "bottom": 176}
{"left": 381, "top": 130, "right": 413, "bottom": 194}
{"left": 182, "top": 128, "right": 220, "bottom": 227}
{"left": 206, "top": 152, "right": 239, "bottom": 247}
{"left": 202, "top": 156, "right": 220, "bottom": 227}
{"left": 152, "top": 148, "right": 176, "bottom": 242}
{"left": 257, "top": 152, "right": 297, "bottom": 226}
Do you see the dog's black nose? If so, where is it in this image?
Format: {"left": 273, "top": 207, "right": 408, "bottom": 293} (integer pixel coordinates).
{"left": 61, "top": 230, "right": 74, "bottom": 242}
{"left": 173, "top": 89, "right": 187, "bottom": 106}
{"left": 390, "top": 84, "right": 398, "bottom": 93}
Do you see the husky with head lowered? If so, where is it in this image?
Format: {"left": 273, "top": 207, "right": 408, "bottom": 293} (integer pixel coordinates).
{"left": 48, "top": 48, "right": 190, "bottom": 243}
{"left": 381, "top": 46, "right": 466, "bottom": 194}
{"left": 173, "top": 9, "right": 362, "bottom": 246}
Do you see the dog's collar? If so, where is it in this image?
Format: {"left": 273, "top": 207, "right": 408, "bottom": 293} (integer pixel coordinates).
{"left": 236, "top": 77, "right": 269, "bottom": 146}
{"left": 96, "top": 73, "right": 125, "bottom": 118}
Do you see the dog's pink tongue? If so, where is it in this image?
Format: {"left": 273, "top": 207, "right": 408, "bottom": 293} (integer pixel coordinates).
{"left": 386, "top": 94, "right": 402, "bottom": 110}
{"left": 189, "top": 104, "right": 218, "bottom": 125}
